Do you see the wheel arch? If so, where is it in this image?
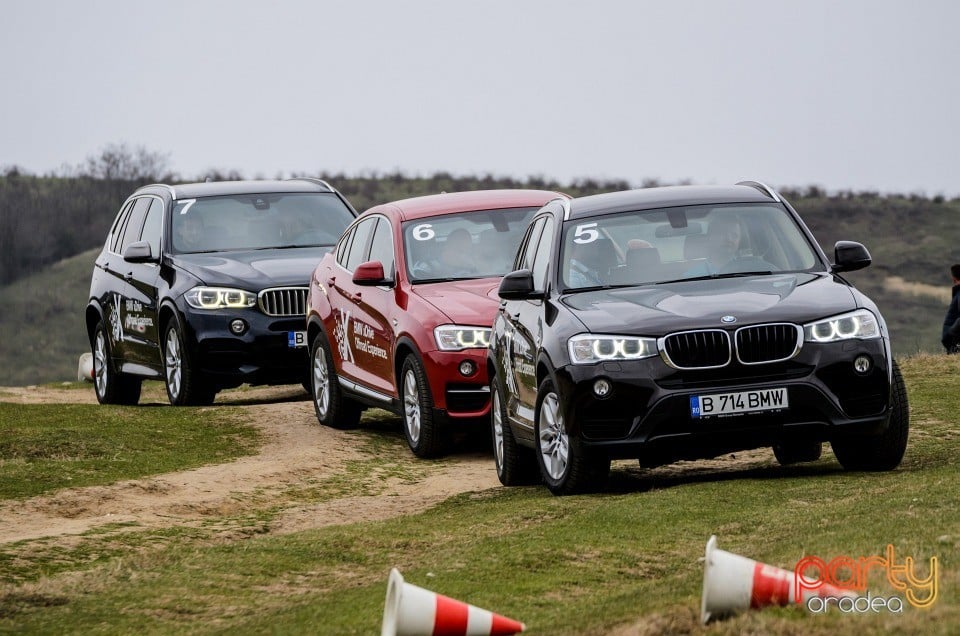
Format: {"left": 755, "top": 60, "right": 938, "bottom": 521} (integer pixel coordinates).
{"left": 85, "top": 302, "right": 104, "bottom": 346}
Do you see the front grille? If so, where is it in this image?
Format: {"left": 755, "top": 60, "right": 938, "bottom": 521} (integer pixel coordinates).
{"left": 735, "top": 323, "right": 802, "bottom": 364}
{"left": 258, "top": 287, "right": 308, "bottom": 317}
{"left": 661, "top": 330, "right": 730, "bottom": 369}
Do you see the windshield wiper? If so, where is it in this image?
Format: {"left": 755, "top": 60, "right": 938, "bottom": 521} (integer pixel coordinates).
{"left": 657, "top": 271, "right": 774, "bottom": 284}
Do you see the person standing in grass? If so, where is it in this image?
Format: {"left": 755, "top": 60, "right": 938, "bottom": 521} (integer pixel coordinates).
{"left": 941, "top": 264, "right": 960, "bottom": 353}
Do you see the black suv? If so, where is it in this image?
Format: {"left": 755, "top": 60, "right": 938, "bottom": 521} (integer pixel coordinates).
{"left": 489, "top": 182, "right": 908, "bottom": 495}
{"left": 86, "top": 179, "right": 357, "bottom": 405}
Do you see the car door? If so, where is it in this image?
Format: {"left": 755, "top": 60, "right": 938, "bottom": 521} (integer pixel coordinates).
{"left": 120, "top": 196, "right": 164, "bottom": 373}
{"left": 325, "top": 216, "right": 389, "bottom": 391}
{"left": 350, "top": 216, "right": 399, "bottom": 394}
{"left": 96, "top": 199, "right": 136, "bottom": 364}
{"left": 103, "top": 197, "right": 151, "bottom": 369}
{"left": 511, "top": 216, "right": 556, "bottom": 429}
{"left": 501, "top": 217, "right": 545, "bottom": 430}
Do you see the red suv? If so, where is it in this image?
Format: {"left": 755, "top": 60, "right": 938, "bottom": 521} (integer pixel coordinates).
{"left": 306, "top": 190, "right": 565, "bottom": 457}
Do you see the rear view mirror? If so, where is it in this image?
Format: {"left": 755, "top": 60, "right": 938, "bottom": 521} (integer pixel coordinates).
{"left": 123, "top": 241, "right": 155, "bottom": 263}
{"left": 832, "top": 241, "right": 871, "bottom": 273}
{"left": 353, "top": 260, "right": 393, "bottom": 286}
{"left": 498, "top": 269, "right": 538, "bottom": 300}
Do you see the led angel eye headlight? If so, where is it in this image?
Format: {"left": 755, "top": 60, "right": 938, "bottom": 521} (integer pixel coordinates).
{"left": 568, "top": 334, "right": 658, "bottom": 364}
{"left": 803, "top": 309, "right": 879, "bottom": 343}
{"left": 185, "top": 287, "right": 257, "bottom": 310}
{"left": 434, "top": 325, "right": 492, "bottom": 351}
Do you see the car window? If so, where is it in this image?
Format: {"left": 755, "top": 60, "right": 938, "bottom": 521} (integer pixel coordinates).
{"left": 531, "top": 217, "right": 555, "bottom": 292}
{"left": 109, "top": 200, "right": 136, "bottom": 253}
{"left": 403, "top": 207, "right": 539, "bottom": 283}
{"left": 140, "top": 198, "right": 163, "bottom": 258}
{"left": 516, "top": 217, "right": 545, "bottom": 272}
{"left": 345, "top": 217, "right": 377, "bottom": 272}
{"left": 560, "top": 203, "right": 821, "bottom": 290}
{"left": 336, "top": 228, "right": 351, "bottom": 265}
{"left": 368, "top": 217, "right": 395, "bottom": 279}
{"left": 169, "top": 193, "right": 355, "bottom": 254}
{"left": 118, "top": 197, "right": 152, "bottom": 255}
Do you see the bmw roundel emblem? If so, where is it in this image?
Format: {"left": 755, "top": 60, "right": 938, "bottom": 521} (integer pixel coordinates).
{"left": 721, "top": 315, "right": 737, "bottom": 324}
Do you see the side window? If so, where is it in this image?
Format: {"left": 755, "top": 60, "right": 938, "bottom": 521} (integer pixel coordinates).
{"left": 531, "top": 217, "right": 555, "bottom": 292}
{"left": 140, "top": 198, "right": 164, "bottom": 258}
{"left": 368, "top": 217, "right": 395, "bottom": 279}
{"left": 109, "top": 200, "right": 135, "bottom": 253}
{"left": 118, "top": 198, "right": 152, "bottom": 255}
{"left": 336, "top": 228, "right": 353, "bottom": 266}
{"left": 516, "top": 218, "right": 545, "bottom": 271}
{"left": 345, "top": 217, "right": 377, "bottom": 271}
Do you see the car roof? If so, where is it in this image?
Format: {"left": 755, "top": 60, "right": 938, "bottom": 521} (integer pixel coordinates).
{"left": 366, "top": 189, "right": 566, "bottom": 222}
{"left": 567, "top": 183, "right": 779, "bottom": 219}
{"left": 134, "top": 178, "right": 337, "bottom": 200}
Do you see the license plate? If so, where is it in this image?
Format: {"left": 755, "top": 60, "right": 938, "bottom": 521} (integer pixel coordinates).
{"left": 287, "top": 331, "right": 307, "bottom": 348}
{"left": 690, "top": 387, "right": 788, "bottom": 419}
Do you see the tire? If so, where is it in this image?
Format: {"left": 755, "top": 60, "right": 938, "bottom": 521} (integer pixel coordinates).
{"left": 773, "top": 441, "right": 822, "bottom": 465}
{"left": 832, "top": 359, "right": 909, "bottom": 471}
{"left": 310, "top": 332, "right": 362, "bottom": 429}
{"left": 92, "top": 320, "right": 142, "bottom": 405}
{"left": 534, "top": 378, "right": 609, "bottom": 495}
{"left": 400, "top": 354, "right": 447, "bottom": 458}
{"left": 163, "top": 316, "right": 216, "bottom": 406}
{"left": 491, "top": 375, "right": 538, "bottom": 486}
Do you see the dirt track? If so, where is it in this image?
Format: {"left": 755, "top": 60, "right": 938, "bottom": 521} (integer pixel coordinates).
{"left": 0, "top": 384, "right": 501, "bottom": 547}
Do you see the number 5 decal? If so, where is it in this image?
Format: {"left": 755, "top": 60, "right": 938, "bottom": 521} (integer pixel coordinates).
{"left": 573, "top": 222, "right": 599, "bottom": 244}
{"left": 412, "top": 224, "right": 435, "bottom": 241}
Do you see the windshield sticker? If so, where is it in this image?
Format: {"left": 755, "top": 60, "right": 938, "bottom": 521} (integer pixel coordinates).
{"left": 178, "top": 199, "right": 197, "bottom": 215}
{"left": 573, "top": 222, "right": 599, "bottom": 244}
{"left": 412, "top": 224, "right": 435, "bottom": 241}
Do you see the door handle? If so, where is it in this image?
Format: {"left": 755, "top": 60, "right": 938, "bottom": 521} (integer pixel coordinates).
{"left": 326, "top": 277, "right": 336, "bottom": 288}
{"left": 124, "top": 271, "right": 134, "bottom": 282}
{"left": 350, "top": 292, "right": 362, "bottom": 303}
{"left": 510, "top": 311, "right": 520, "bottom": 320}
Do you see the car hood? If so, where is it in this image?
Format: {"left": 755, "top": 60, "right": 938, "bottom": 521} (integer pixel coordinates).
{"left": 171, "top": 247, "right": 331, "bottom": 289}
{"left": 412, "top": 277, "right": 501, "bottom": 324}
{"left": 561, "top": 273, "right": 860, "bottom": 335}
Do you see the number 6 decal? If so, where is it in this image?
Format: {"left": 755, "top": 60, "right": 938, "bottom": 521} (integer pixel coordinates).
{"left": 573, "top": 222, "right": 599, "bottom": 244}
{"left": 412, "top": 224, "right": 435, "bottom": 241}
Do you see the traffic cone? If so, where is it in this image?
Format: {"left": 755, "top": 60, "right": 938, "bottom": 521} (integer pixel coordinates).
{"left": 700, "top": 535, "right": 857, "bottom": 623}
{"left": 78, "top": 353, "right": 94, "bottom": 382}
{"left": 381, "top": 568, "right": 525, "bottom": 636}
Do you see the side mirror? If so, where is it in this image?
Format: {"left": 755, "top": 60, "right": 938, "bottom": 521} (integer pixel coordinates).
{"left": 498, "top": 269, "right": 538, "bottom": 300}
{"left": 832, "top": 241, "right": 871, "bottom": 273}
{"left": 123, "top": 241, "right": 155, "bottom": 263}
{"left": 353, "top": 260, "right": 393, "bottom": 286}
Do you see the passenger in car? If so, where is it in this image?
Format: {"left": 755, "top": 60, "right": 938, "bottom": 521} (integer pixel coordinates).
{"left": 175, "top": 214, "right": 207, "bottom": 252}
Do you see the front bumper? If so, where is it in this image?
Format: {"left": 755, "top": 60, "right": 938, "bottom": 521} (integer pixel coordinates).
{"left": 422, "top": 348, "right": 492, "bottom": 421}
{"left": 181, "top": 307, "right": 308, "bottom": 386}
{"left": 554, "top": 339, "right": 892, "bottom": 465}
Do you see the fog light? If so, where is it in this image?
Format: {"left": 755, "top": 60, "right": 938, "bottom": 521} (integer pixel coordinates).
{"left": 230, "top": 319, "right": 247, "bottom": 335}
{"left": 593, "top": 378, "right": 611, "bottom": 398}
{"left": 459, "top": 360, "right": 476, "bottom": 377}
{"left": 853, "top": 355, "right": 872, "bottom": 374}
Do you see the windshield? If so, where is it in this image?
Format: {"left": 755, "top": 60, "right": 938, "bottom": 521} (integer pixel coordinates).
{"left": 169, "top": 193, "right": 355, "bottom": 254}
{"left": 403, "top": 207, "right": 538, "bottom": 282}
{"left": 560, "top": 203, "right": 821, "bottom": 291}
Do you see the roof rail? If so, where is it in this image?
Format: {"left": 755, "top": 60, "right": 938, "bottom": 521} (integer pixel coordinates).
{"left": 736, "top": 180, "right": 780, "bottom": 202}
{"left": 544, "top": 196, "right": 572, "bottom": 220}
{"left": 142, "top": 183, "right": 177, "bottom": 199}
{"left": 287, "top": 177, "right": 334, "bottom": 192}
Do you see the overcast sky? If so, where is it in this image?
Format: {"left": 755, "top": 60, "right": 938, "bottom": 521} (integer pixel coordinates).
{"left": 2, "top": 1, "right": 958, "bottom": 196}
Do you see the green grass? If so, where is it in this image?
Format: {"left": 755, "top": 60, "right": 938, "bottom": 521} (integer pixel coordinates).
{"left": 0, "top": 401, "right": 260, "bottom": 500}
{"left": 0, "top": 355, "right": 958, "bottom": 634}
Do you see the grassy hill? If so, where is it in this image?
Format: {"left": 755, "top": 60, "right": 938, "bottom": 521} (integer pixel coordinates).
{"left": 0, "top": 249, "right": 98, "bottom": 386}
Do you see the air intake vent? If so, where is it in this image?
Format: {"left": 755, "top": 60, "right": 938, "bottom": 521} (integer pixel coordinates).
{"left": 661, "top": 330, "right": 731, "bottom": 369}
{"left": 735, "top": 323, "right": 802, "bottom": 364}
{"left": 258, "top": 287, "right": 308, "bottom": 317}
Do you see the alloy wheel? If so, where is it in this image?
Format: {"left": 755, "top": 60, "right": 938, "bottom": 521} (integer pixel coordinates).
{"left": 538, "top": 392, "right": 569, "bottom": 480}
{"left": 403, "top": 369, "right": 421, "bottom": 444}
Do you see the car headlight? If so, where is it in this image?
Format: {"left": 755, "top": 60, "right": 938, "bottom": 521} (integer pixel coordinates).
{"left": 568, "top": 334, "right": 658, "bottom": 364}
{"left": 434, "top": 325, "right": 491, "bottom": 351}
{"left": 184, "top": 287, "right": 257, "bottom": 310}
{"left": 803, "top": 309, "right": 880, "bottom": 343}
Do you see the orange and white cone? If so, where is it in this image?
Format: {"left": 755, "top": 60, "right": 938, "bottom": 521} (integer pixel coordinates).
{"left": 382, "top": 568, "right": 525, "bottom": 636}
{"left": 700, "top": 535, "right": 857, "bottom": 623}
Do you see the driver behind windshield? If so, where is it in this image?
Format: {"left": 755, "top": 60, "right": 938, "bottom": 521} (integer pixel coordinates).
{"left": 685, "top": 216, "right": 742, "bottom": 276}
